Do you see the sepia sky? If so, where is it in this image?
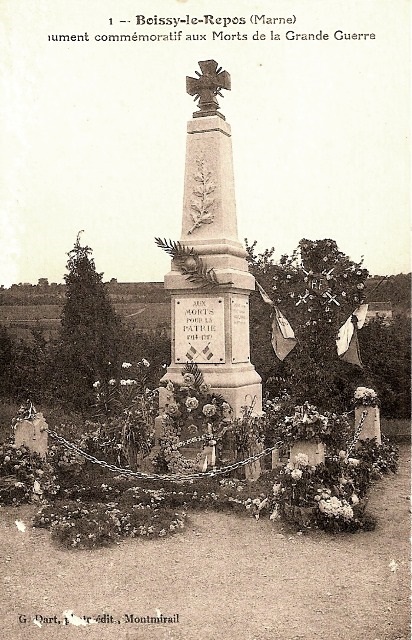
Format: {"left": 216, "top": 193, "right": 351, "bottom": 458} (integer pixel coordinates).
{"left": 0, "top": 0, "right": 410, "bottom": 287}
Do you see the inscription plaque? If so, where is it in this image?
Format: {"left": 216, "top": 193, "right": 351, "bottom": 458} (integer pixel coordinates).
{"left": 231, "top": 296, "right": 250, "bottom": 363}
{"left": 175, "top": 297, "right": 225, "bottom": 364}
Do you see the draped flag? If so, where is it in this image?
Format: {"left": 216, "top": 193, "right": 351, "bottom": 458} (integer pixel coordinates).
{"left": 336, "top": 304, "right": 368, "bottom": 367}
{"left": 256, "top": 281, "right": 297, "bottom": 361}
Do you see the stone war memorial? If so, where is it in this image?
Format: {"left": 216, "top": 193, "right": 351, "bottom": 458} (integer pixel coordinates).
{"left": 2, "top": 58, "right": 402, "bottom": 561}
{"left": 160, "top": 59, "right": 262, "bottom": 417}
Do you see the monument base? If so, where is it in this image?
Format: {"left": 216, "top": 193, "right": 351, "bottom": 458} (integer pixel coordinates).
{"left": 161, "top": 362, "right": 262, "bottom": 418}
{"left": 289, "top": 440, "right": 325, "bottom": 466}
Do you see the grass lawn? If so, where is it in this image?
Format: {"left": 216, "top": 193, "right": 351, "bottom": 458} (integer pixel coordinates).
{"left": 0, "top": 446, "right": 410, "bottom": 640}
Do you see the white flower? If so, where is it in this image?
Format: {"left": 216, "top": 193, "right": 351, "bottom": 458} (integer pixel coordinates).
{"left": 347, "top": 458, "right": 360, "bottom": 467}
{"left": 340, "top": 504, "right": 354, "bottom": 521}
{"left": 93, "top": 381, "right": 100, "bottom": 389}
{"left": 141, "top": 358, "right": 150, "bottom": 367}
{"left": 329, "top": 496, "right": 341, "bottom": 509}
{"left": 291, "top": 468, "right": 303, "bottom": 480}
{"left": 319, "top": 500, "right": 330, "bottom": 512}
{"left": 165, "top": 402, "right": 179, "bottom": 416}
{"left": 185, "top": 397, "right": 199, "bottom": 411}
{"left": 294, "top": 453, "right": 309, "bottom": 467}
{"left": 182, "top": 373, "right": 196, "bottom": 386}
{"left": 202, "top": 404, "right": 217, "bottom": 417}
{"left": 351, "top": 494, "right": 359, "bottom": 505}
{"left": 108, "top": 379, "right": 116, "bottom": 386}
{"left": 122, "top": 362, "right": 132, "bottom": 369}
{"left": 354, "top": 386, "right": 377, "bottom": 401}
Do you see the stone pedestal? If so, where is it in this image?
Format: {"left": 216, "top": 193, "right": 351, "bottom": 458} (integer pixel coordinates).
{"left": 14, "top": 413, "right": 48, "bottom": 458}
{"left": 162, "top": 113, "right": 262, "bottom": 418}
{"left": 289, "top": 440, "right": 325, "bottom": 466}
{"left": 355, "top": 405, "right": 381, "bottom": 445}
{"left": 271, "top": 448, "right": 281, "bottom": 469}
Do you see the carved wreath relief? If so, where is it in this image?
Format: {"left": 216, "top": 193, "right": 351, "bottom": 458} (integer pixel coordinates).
{"left": 188, "top": 158, "right": 216, "bottom": 234}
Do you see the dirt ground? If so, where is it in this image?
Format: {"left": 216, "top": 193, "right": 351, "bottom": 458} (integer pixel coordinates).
{"left": 0, "top": 446, "right": 410, "bottom": 640}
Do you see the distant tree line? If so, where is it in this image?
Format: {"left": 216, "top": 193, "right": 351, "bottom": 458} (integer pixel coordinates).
{"left": 1, "top": 272, "right": 409, "bottom": 312}
{"left": 0, "top": 280, "right": 169, "bottom": 306}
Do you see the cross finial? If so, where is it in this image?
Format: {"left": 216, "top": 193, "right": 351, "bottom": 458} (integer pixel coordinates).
{"left": 186, "top": 60, "right": 231, "bottom": 119}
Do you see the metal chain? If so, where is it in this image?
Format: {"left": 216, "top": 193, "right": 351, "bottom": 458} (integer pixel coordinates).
{"left": 46, "top": 410, "right": 367, "bottom": 482}
{"left": 46, "top": 428, "right": 284, "bottom": 482}
{"left": 346, "top": 410, "right": 368, "bottom": 457}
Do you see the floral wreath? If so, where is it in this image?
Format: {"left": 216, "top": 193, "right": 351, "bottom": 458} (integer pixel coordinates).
{"left": 353, "top": 387, "right": 380, "bottom": 408}
{"left": 281, "top": 401, "right": 332, "bottom": 443}
{"left": 156, "top": 364, "right": 233, "bottom": 474}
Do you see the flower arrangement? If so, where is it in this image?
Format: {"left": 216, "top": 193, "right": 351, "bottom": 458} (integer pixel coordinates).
{"left": 153, "top": 417, "right": 204, "bottom": 476}
{"left": 47, "top": 443, "right": 85, "bottom": 475}
{"left": 155, "top": 364, "right": 233, "bottom": 474}
{"left": 353, "top": 387, "right": 380, "bottom": 408}
{"left": 267, "top": 433, "right": 399, "bottom": 532}
{"left": 160, "top": 365, "right": 232, "bottom": 433}
{"left": 92, "top": 359, "right": 158, "bottom": 469}
{"left": 0, "top": 441, "right": 59, "bottom": 506}
{"left": 34, "top": 499, "right": 187, "bottom": 549}
{"left": 269, "top": 454, "right": 368, "bottom": 531}
{"left": 316, "top": 493, "right": 354, "bottom": 523}
{"left": 282, "top": 402, "right": 331, "bottom": 443}
{"left": 268, "top": 399, "right": 353, "bottom": 453}
{"left": 232, "top": 399, "right": 266, "bottom": 461}
{"left": 343, "top": 436, "right": 399, "bottom": 479}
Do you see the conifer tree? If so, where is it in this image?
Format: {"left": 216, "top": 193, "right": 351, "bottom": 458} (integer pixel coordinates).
{"left": 53, "top": 233, "right": 122, "bottom": 411}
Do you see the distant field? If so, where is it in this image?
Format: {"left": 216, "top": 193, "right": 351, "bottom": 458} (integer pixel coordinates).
{"left": 0, "top": 302, "right": 170, "bottom": 339}
{"left": 0, "top": 305, "right": 62, "bottom": 321}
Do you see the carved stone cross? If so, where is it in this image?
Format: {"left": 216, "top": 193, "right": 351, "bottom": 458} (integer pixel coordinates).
{"left": 186, "top": 60, "right": 231, "bottom": 118}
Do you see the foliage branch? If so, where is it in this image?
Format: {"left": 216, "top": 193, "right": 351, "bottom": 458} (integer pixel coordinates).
{"left": 155, "top": 237, "right": 224, "bottom": 288}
